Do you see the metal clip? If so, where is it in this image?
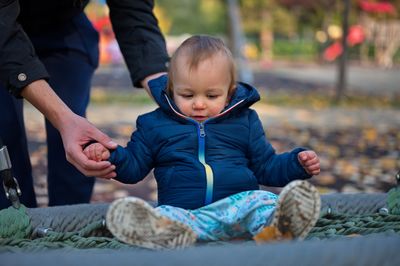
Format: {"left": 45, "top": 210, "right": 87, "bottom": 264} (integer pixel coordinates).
{"left": 0, "top": 146, "right": 12, "bottom": 172}
{"left": 32, "top": 227, "right": 53, "bottom": 238}
{"left": 1, "top": 145, "right": 21, "bottom": 209}
{"left": 378, "top": 207, "right": 389, "bottom": 215}
{"left": 2, "top": 176, "right": 21, "bottom": 209}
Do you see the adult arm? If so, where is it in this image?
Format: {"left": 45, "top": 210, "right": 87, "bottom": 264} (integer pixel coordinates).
{"left": 247, "top": 110, "right": 311, "bottom": 187}
{"left": 106, "top": 0, "right": 169, "bottom": 93}
{"left": 0, "top": 0, "right": 49, "bottom": 96}
{"left": 22, "top": 80, "right": 117, "bottom": 177}
{"left": 0, "top": 0, "right": 117, "bottom": 176}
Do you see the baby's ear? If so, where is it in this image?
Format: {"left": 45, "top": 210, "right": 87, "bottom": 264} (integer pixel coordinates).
{"left": 226, "top": 86, "right": 236, "bottom": 105}
{"left": 225, "top": 97, "right": 230, "bottom": 106}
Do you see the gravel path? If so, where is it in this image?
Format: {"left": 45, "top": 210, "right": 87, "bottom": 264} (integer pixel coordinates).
{"left": 21, "top": 62, "right": 400, "bottom": 206}
{"left": 23, "top": 100, "right": 400, "bottom": 206}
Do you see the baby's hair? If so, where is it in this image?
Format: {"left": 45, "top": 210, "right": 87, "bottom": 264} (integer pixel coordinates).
{"left": 167, "top": 35, "right": 237, "bottom": 97}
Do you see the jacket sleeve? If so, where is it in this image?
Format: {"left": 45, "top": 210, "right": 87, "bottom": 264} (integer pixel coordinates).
{"left": 109, "top": 116, "right": 154, "bottom": 184}
{"left": 247, "top": 110, "right": 311, "bottom": 187}
{"left": 0, "top": 0, "right": 49, "bottom": 97}
{"left": 106, "top": 0, "right": 169, "bottom": 88}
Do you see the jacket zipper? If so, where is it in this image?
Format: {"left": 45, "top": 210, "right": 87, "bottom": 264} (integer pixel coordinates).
{"left": 199, "top": 122, "right": 206, "bottom": 137}
{"left": 198, "top": 122, "right": 214, "bottom": 205}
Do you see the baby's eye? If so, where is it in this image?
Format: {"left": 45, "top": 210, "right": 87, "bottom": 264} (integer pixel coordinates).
{"left": 181, "top": 94, "right": 193, "bottom": 99}
{"left": 207, "top": 94, "right": 219, "bottom": 99}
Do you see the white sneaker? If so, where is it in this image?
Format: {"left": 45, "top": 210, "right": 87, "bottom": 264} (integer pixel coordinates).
{"left": 106, "top": 197, "right": 197, "bottom": 250}
{"left": 272, "top": 180, "right": 321, "bottom": 239}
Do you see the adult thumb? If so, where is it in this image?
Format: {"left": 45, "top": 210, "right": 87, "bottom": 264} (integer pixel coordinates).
{"left": 94, "top": 129, "right": 118, "bottom": 150}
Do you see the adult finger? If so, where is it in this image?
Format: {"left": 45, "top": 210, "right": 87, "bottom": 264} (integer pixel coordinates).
{"left": 81, "top": 165, "right": 116, "bottom": 178}
{"left": 67, "top": 146, "right": 111, "bottom": 176}
{"left": 97, "top": 171, "right": 117, "bottom": 180}
{"left": 88, "top": 165, "right": 116, "bottom": 178}
{"left": 91, "top": 128, "right": 118, "bottom": 150}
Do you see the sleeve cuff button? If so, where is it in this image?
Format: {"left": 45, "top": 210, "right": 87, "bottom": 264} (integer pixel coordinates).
{"left": 18, "top": 73, "right": 27, "bottom": 81}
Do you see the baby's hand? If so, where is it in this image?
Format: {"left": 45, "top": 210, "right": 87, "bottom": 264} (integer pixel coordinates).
{"left": 297, "top": 150, "right": 320, "bottom": 176}
{"left": 83, "top": 143, "right": 116, "bottom": 179}
{"left": 83, "top": 143, "right": 111, "bottom": 162}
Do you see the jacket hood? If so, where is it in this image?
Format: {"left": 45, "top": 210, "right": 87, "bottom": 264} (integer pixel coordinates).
{"left": 147, "top": 74, "right": 260, "bottom": 120}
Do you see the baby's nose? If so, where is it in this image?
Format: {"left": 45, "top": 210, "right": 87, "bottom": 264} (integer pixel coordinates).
{"left": 193, "top": 99, "right": 206, "bottom": 109}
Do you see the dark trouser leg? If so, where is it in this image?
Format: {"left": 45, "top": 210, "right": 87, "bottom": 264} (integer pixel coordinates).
{"left": 0, "top": 88, "right": 37, "bottom": 209}
{"left": 31, "top": 12, "right": 99, "bottom": 206}
{"left": 42, "top": 51, "right": 96, "bottom": 206}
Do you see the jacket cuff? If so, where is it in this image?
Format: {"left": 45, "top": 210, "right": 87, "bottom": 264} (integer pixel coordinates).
{"left": 108, "top": 145, "right": 123, "bottom": 165}
{"left": 8, "top": 59, "right": 49, "bottom": 98}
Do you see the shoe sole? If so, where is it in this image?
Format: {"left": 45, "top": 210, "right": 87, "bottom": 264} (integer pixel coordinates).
{"left": 106, "top": 197, "right": 197, "bottom": 250}
{"left": 271, "top": 180, "right": 321, "bottom": 239}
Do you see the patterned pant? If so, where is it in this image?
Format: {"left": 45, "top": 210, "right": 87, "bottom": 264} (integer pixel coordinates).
{"left": 156, "top": 190, "right": 278, "bottom": 241}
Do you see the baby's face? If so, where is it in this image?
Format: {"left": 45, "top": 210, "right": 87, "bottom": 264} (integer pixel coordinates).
{"left": 172, "top": 53, "right": 232, "bottom": 122}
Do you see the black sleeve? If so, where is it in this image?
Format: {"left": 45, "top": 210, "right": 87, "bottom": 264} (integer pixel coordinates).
{"left": 0, "top": 0, "right": 49, "bottom": 97}
{"left": 106, "top": 0, "right": 169, "bottom": 88}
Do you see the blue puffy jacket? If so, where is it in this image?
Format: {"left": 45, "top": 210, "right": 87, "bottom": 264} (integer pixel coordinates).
{"left": 110, "top": 75, "right": 311, "bottom": 209}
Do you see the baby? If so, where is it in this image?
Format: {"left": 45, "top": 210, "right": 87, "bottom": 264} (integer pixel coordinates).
{"left": 84, "top": 35, "right": 321, "bottom": 249}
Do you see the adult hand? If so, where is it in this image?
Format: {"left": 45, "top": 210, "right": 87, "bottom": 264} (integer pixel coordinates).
{"left": 83, "top": 142, "right": 116, "bottom": 180}
{"left": 21, "top": 79, "right": 118, "bottom": 177}
{"left": 59, "top": 113, "right": 117, "bottom": 177}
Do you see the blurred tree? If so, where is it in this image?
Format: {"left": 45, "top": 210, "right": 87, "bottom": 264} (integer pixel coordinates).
{"left": 357, "top": 1, "right": 400, "bottom": 67}
{"left": 239, "top": 0, "right": 337, "bottom": 61}
{"left": 239, "top": 0, "right": 276, "bottom": 62}
{"left": 278, "top": 0, "right": 338, "bottom": 30}
{"left": 154, "top": 5, "right": 172, "bottom": 34}
{"left": 155, "top": 0, "right": 227, "bottom": 35}
{"left": 154, "top": 0, "right": 400, "bottom": 65}
{"left": 227, "top": 0, "right": 254, "bottom": 83}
